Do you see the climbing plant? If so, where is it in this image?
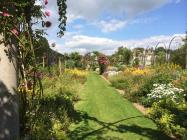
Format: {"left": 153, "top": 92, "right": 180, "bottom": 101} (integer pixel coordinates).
{"left": 0, "top": 0, "right": 67, "bottom": 137}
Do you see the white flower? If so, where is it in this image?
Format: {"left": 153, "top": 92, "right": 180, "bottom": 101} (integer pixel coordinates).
{"left": 147, "top": 83, "right": 185, "bottom": 104}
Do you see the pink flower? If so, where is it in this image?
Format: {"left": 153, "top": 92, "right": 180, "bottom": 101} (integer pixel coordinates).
{"left": 45, "top": 11, "right": 50, "bottom": 17}
{"left": 44, "top": 0, "right": 48, "bottom": 5}
{"left": 2, "top": 12, "right": 10, "bottom": 17}
{"left": 11, "top": 29, "right": 19, "bottom": 35}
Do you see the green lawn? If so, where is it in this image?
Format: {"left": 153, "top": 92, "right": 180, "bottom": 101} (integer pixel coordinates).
{"left": 68, "top": 73, "right": 171, "bottom": 140}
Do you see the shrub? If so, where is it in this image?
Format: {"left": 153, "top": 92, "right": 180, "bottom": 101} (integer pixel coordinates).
{"left": 98, "top": 55, "right": 109, "bottom": 75}
{"left": 147, "top": 103, "right": 175, "bottom": 134}
{"left": 172, "top": 72, "right": 187, "bottom": 101}
{"left": 147, "top": 82, "right": 187, "bottom": 140}
{"left": 147, "top": 83, "right": 185, "bottom": 105}
{"left": 147, "top": 102, "right": 187, "bottom": 139}
{"left": 24, "top": 70, "right": 87, "bottom": 139}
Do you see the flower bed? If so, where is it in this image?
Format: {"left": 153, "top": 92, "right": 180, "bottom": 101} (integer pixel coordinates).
{"left": 21, "top": 68, "right": 87, "bottom": 139}
{"left": 109, "top": 64, "right": 187, "bottom": 139}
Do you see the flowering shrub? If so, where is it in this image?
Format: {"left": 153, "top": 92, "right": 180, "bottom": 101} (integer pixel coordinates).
{"left": 147, "top": 83, "right": 187, "bottom": 139}
{"left": 147, "top": 102, "right": 187, "bottom": 139}
{"left": 172, "top": 72, "right": 187, "bottom": 100}
{"left": 109, "top": 64, "right": 187, "bottom": 139}
{"left": 65, "top": 68, "right": 88, "bottom": 78}
{"left": 154, "top": 63, "right": 182, "bottom": 73}
{"left": 147, "top": 83, "right": 185, "bottom": 104}
{"left": 124, "top": 67, "right": 154, "bottom": 76}
{"left": 98, "top": 54, "right": 109, "bottom": 74}
{"left": 30, "top": 71, "right": 86, "bottom": 139}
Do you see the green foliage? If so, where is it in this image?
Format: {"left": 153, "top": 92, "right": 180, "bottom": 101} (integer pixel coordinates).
{"left": 110, "top": 46, "right": 133, "bottom": 66}
{"left": 57, "top": 0, "right": 67, "bottom": 37}
{"left": 137, "top": 73, "right": 173, "bottom": 102}
{"left": 170, "top": 33, "right": 187, "bottom": 68}
{"left": 65, "top": 52, "right": 84, "bottom": 69}
{"left": 148, "top": 102, "right": 187, "bottom": 139}
{"left": 109, "top": 64, "right": 187, "bottom": 139}
{"left": 24, "top": 69, "right": 86, "bottom": 139}
{"left": 155, "top": 51, "right": 166, "bottom": 65}
{"left": 66, "top": 60, "right": 76, "bottom": 69}
{"left": 83, "top": 52, "right": 99, "bottom": 70}
{"left": 171, "top": 47, "right": 186, "bottom": 69}
{"left": 110, "top": 74, "right": 130, "bottom": 90}
{"left": 132, "top": 58, "right": 140, "bottom": 67}
{"left": 69, "top": 73, "right": 169, "bottom": 140}
{"left": 98, "top": 54, "right": 109, "bottom": 74}
{"left": 148, "top": 103, "right": 175, "bottom": 134}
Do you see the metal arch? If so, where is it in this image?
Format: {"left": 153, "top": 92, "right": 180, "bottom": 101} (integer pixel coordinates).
{"left": 167, "top": 35, "right": 184, "bottom": 62}
{"left": 168, "top": 35, "right": 183, "bottom": 51}
{"left": 155, "top": 42, "right": 167, "bottom": 50}
{"left": 153, "top": 42, "right": 167, "bottom": 65}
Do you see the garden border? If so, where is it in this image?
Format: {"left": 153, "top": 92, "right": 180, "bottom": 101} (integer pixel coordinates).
{"left": 100, "top": 75, "right": 147, "bottom": 115}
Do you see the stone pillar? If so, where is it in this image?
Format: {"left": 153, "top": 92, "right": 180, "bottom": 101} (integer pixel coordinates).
{"left": 0, "top": 35, "right": 19, "bottom": 139}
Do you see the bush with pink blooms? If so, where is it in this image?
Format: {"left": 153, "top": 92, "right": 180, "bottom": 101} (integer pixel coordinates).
{"left": 98, "top": 54, "right": 110, "bottom": 75}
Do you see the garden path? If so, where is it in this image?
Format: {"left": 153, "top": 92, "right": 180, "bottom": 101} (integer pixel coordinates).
{"left": 68, "top": 73, "right": 171, "bottom": 140}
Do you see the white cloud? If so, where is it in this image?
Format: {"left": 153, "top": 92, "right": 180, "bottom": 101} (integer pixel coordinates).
{"left": 65, "top": 0, "right": 181, "bottom": 32}
{"left": 42, "top": 0, "right": 181, "bottom": 33}
{"left": 66, "top": 0, "right": 180, "bottom": 22}
{"left": 35, "top": 0, "right": 183, "bottom": 34}
{"left": 50, "top": 33, "right": 185, "bottom": 55}
{"left": 66, "top": 13, "right": 83, "bottom": 23}
{"left": 96, "top": 19, "right": 127, "bottom": 33}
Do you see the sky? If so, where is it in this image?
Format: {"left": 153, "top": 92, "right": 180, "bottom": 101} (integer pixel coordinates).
{"left": 37, "top": 0, "right": 187, "bottom": 55}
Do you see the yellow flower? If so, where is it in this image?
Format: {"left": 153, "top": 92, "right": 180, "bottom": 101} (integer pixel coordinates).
{"left": 65, "top": 68, "right": 88, "bottom": 77}
{"left": 124, "top": 67, "right": 153, "bottom": 76}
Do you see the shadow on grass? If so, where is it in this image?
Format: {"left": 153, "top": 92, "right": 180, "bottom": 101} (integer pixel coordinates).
{"left": 68, "top": 111, "right": 172, "bottom": 140}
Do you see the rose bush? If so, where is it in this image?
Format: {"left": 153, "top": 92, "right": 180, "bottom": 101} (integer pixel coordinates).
{"left": 98, "top": 54, "right": 109, "bottom": 75}
{"left": 0, "top": 0, "right": 67, "bottom": 138}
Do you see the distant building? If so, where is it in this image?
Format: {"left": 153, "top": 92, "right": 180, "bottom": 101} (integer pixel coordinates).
{"left": 132, "top": 48, "right": 154, "bottom": 66}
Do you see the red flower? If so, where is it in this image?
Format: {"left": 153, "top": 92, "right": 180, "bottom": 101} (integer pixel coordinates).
{"left": 11, "top": 29, "right": 19, "bottom": 35}
{"left": 2, "top": 12, "right": 10, "bottom": 17}
{"left": 44, "top": 0, "right": 48, "bottom": 5}
{"left": 45, "top": 11, "right": 50, "bottom": 17}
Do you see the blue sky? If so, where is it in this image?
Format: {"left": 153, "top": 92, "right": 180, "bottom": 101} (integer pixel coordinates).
{"left": 42, "top": 0, "right": 187, "bottom": 55}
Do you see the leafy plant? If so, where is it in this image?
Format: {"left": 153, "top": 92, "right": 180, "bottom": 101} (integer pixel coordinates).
{"left": 147, "top": 83, "right": 185, "bottom": 105}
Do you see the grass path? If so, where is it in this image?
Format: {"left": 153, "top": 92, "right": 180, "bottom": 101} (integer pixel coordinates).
{"left": 68, "top": 73, "right": 171, "bottom": 140}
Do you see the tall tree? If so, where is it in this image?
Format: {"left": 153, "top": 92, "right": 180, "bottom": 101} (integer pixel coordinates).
{"left": 112, "top": 46, "right": 133, "bottom": 66}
